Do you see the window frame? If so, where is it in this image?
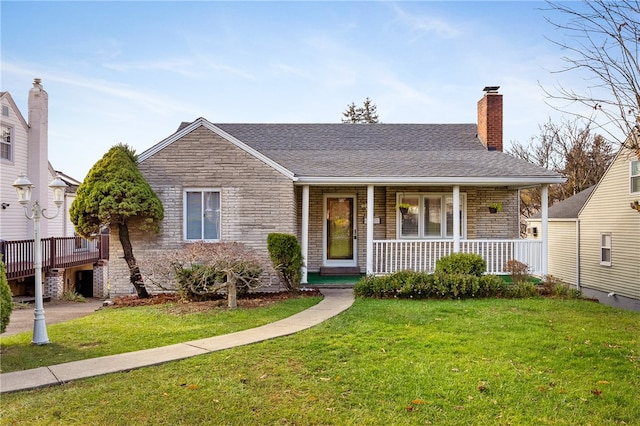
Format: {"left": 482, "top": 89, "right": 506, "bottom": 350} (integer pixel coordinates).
{"left": 1, "top": 124, "right": 12, "bottom": 162}
{"left": 600, "top": 233, "right": 612, "bottom": 267}
{"left": 396, "top": 192, "right": 467, "bottom": 239}
{"left": 183, "top": 188, "right": 221, "bottom": 242}
{"left": 630, "top": 160, "right": 640, "bottom": 194}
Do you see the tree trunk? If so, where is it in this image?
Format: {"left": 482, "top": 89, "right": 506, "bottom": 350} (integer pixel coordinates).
{"left": 227, "top": 274, "right": 237, "bottom": 309}
{"left": 117, "top": 222, "right": 149, "bottom": 299}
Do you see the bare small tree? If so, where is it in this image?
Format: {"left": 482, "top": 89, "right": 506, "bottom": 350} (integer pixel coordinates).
{"left": 544, "top": 0, "right": 640, "bottom": 150}
{"left": 509, "top": 117, "right": 614, "bottom": 232}
{"left": 143, "top": 242, "right": 267, "bottom": 309}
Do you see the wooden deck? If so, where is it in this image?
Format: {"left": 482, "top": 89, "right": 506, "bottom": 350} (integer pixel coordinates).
{"left": 0, "top": 235, "right": 109, "bottom": 280}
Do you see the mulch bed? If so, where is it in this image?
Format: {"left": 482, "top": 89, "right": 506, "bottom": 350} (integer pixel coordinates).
{"left": 107, "top": 288, "right": 323, "bottom": 314}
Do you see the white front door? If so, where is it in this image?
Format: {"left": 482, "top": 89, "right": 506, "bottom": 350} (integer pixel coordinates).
{"left": 323, "top": 195, "right": 357, "bottom": 266}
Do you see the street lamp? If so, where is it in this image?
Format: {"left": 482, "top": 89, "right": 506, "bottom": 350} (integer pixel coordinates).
{"left": 12, "top": 173, "right": 67, "bottom": 345}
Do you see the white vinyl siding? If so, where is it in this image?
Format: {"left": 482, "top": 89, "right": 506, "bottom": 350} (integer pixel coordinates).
{"left": 579, "top": 148, "right": 640, "bottom": 299}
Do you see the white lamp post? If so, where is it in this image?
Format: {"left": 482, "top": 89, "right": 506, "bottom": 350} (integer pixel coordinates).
{"left": 12, "top": 173, "right": 66, "bottom": 345}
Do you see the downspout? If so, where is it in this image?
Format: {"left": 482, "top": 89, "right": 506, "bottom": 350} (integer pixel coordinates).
{"left": 576, "top": 218, "right": 580, "bottom": 290}
{"left": 366, "top": 185, "right": 374, "bottom": 275}
{"left": 301, "top": 185, "right": 309, "bottom": 284}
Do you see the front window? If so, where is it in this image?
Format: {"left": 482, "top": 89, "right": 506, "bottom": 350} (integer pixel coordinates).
{"left": 398, "top": 193, "right": 465, "bottom": 238}
{"left": 631, "top": 160, "right": 640, "bottom": 193}
{"left": 600, "top": 233, "right": 611, "bottom": 266}
{"left": 1, "top": 125, "right": 11, "bottom": 161}
{"left": 184, "top": 189, "right": 220, "bottom": 241}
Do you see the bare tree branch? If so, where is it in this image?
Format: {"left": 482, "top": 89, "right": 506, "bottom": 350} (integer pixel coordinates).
{"left": 543, "top": 0, "right": 640, "bottom": 150}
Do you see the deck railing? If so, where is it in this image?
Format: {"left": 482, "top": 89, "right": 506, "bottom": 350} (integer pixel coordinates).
{"left": 373, "top": 239, "right": 543, "bottom": 275}
{"left": 0, "top": 235, "right": 109, "bottom": 280}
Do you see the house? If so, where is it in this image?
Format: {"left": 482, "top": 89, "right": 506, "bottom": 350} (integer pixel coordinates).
{"left": 104, "top": 87, "right": 563, "bottom": 296}
{"left": 0, "top": 79, "right": 108, "bottom": 299}
{"left": 527, "top": 147, "right": 640, "bottom": 311}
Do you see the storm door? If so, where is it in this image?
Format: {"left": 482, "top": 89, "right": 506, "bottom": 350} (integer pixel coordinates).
{"left": 324, "top": 195, "right": 357, "bottom": 266}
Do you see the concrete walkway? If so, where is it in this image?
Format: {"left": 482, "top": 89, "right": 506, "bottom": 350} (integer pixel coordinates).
{"left": 0, "top": 288, "right": 354, "bottom": 393}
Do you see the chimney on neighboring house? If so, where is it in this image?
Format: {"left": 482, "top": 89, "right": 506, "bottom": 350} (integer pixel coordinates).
{"left": 477, "top": 86, "right": 503, "bottom": 152}
{"left": 27, "top": 78, "right": 50, "bottom": 233}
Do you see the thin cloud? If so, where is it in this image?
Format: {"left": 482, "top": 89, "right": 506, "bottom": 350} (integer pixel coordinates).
{"left": 2, "top": 61, "right": 202, "bottom": 118}
{"left": 389, "top": 3, "right": 462, "bottom": 40}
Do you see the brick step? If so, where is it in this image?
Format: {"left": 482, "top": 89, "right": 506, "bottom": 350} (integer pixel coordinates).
{"left": 319, "top": 266, "right": 361, "bottom": 276}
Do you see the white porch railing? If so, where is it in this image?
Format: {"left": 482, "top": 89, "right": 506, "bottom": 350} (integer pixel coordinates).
{"left": 373, "top": 239, "right": 543, "bottom": 275}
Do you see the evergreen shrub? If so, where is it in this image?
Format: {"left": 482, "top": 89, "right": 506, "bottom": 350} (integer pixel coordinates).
{"left": 267, "top": 233, "right": 303, "bottom": 292}
{"left": 435, "top": 253, "right": 486, "bottom": 277}
{"left": 0, "top": 255, "right": 13, "bottom": 333}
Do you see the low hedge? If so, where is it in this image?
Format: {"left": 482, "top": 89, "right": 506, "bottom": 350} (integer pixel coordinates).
{"left": 354, "top": 270, "right": 551, "bottom": 300}
{"left": 355, "top": 270, "right": 585, "bottom": 300}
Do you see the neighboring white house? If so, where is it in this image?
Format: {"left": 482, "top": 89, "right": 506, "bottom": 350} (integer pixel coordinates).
{"left": 527, "top": 147, "right": 640, "bottom": 311}
{"left": 1, "top": 79, "right": 107, "bottom": 299}
{"left": 1, "top": 79, "right": 72, "bottom": 240}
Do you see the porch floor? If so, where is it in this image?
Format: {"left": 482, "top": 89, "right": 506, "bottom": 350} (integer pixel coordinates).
{"left": 304, "top": 272, "right": 364, "bottom": 287}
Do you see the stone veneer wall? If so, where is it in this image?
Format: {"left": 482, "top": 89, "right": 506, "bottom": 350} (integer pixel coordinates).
{"left": 45, "top": 269, "right": 64, "bottom": 299}
{"left": 93, "top": 260, "right": 108, "bottom": 298}
{"left": 107, "top": 126, "right": 296, "bottom": 296}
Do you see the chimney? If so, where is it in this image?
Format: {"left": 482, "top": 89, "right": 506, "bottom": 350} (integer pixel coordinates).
{"left": 477, "top": 86, "right": 503, "bottom": 152}
{"left": 27, "top": 78, "right": 50, "bottom": 234}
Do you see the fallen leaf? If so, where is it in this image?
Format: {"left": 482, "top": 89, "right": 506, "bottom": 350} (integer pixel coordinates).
{"left": 411, "top": 399, "right": 425, "bottom": 405}
{"left": 597, "top": 380, "right": 610, "bottom": 385}
{"left": 187, "top": 384, "right": 199, "bottom": 390}
{"left": 406, "top": 405, "right": 414, "bottom": 412}
{"left": 591, "top": 388, "right": 602, "bottom": 397}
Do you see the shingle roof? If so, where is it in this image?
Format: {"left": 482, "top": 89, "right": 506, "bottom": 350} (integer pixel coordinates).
{"left": 142, "top": 119, "right": 564, "bottom": 185}
{"left": 531, "top": 186, "right": 596, "bottom": 219}
{"left": 213, "top": 123, "right": 562, "bottom": 180}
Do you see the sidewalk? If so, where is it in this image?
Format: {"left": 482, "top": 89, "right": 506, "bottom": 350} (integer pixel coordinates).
{"left": 0, "top": 288, "right": 354, "bottom": 393}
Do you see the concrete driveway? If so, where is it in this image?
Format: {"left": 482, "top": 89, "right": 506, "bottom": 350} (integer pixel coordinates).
{"left": 1, "top": 299, "right": 104, "bottom": 337}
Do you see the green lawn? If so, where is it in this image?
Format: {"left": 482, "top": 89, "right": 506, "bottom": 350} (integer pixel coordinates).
{"left": 1, "top": 297, "right": 639, "bottom": 425}
{"left": 0, "top": 296, "right": 322, "bottom": 373}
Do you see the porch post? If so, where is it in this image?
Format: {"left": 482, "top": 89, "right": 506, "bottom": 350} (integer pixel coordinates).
{"left": 453, "top": 185, "right": 460, "bottom": 252}
{"left": 301, "top": 185, "right": 309, "bottom": 284}
{"left": 541, "top": 184, "right": 549, "bottom": 276}
{"left": 366, "top": 185, "right": 374, "bottom": 275}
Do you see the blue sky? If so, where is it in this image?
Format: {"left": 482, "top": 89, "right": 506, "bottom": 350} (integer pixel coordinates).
{"left": 2, "top": 1, "right": 583, "bottom": 180}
